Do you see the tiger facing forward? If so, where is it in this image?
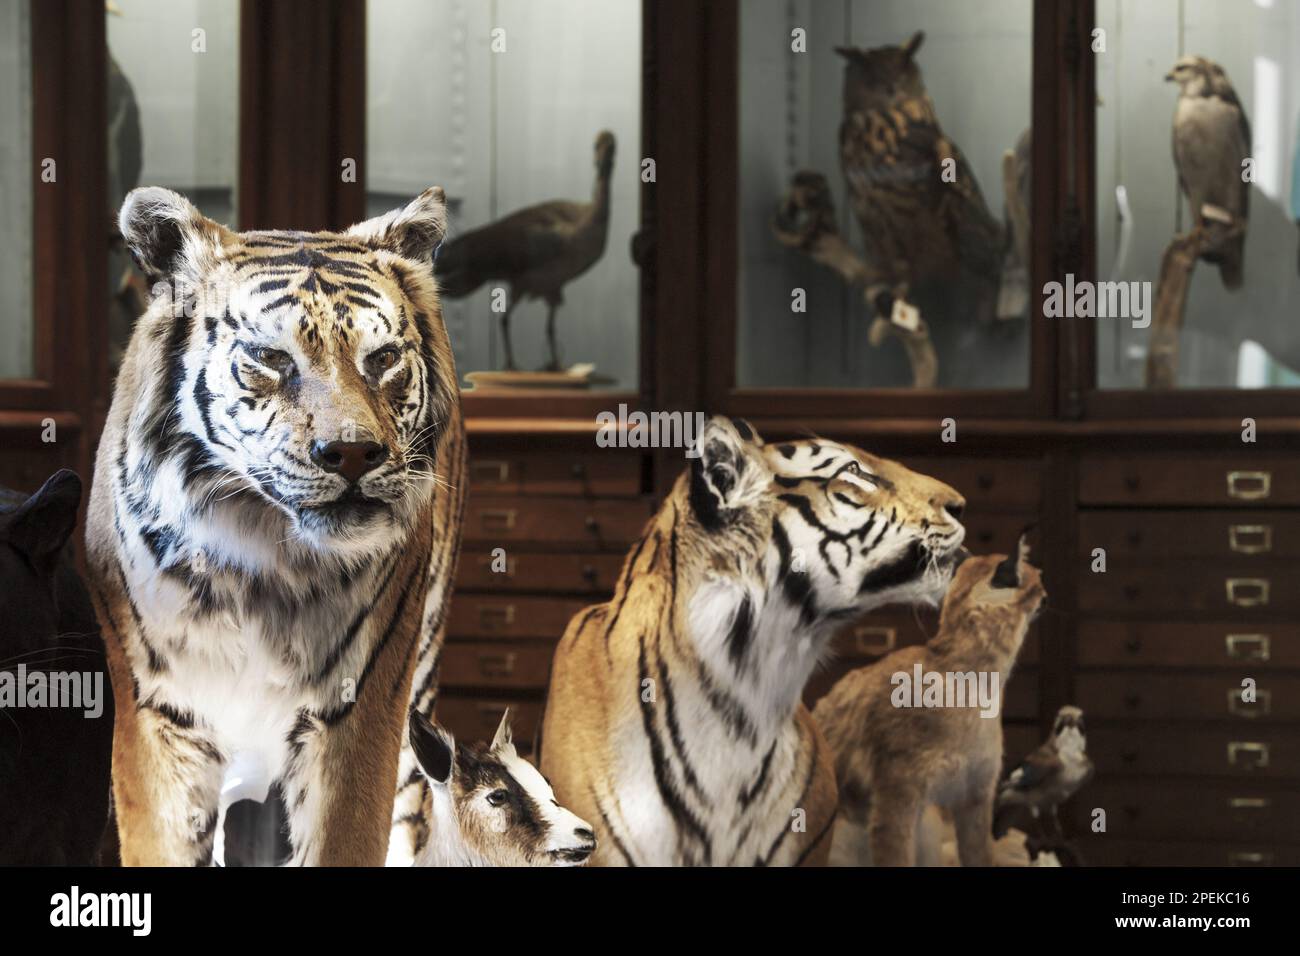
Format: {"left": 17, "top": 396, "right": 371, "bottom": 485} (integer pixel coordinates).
{"left": 540, "top": 417, "right": 967, "bottom": 866}
{"left": 86, "top": 187, "right": 466, "bottom": 866}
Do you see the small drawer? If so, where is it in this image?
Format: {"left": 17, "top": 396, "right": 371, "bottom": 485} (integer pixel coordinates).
{"left": 959, "top": 513, "right": 1042, "bottom": 556}
{"left": 439, "top": 642, "right": 554, "bottom": 691}
{"left": 1079, "top": 455, "right": 1300, "bottom": 506}
{"left": 900, "top": 457, "right": 1043, "bottom": 510}
{"left": 1080, "top": 511, "right": 1300, "bottom": 559}
{"left": 466, "top": 451, "right": 641, "bottom": 497}
{"left": 1078, "top": 621, "right": 1300, "bottom": 669}
{"left": 455, "top": 551, "right": 625, "bottom": 594}
{"left": 463, "top": 496, "right": 653, "bottom": 551}
{"left": 1090, "top": 726, "right": 1298, "bottom": 777}
{"left": 1002, "top": 721, "right": 1045, "bottom": 768}
{"left": 447, "top": 595, "right": 590, "bottom": 641}
{"left": 436, "top": 695, "right": 544, "bottom": 752}
{"left": 1076, "top": 673, "right": 1300, "bottom": 722}
{"left": 1077, "top": 562, "right": 1296, "bottom": 613}
{"left": 1065, "top": 779, "right": 1300, "bottom": 842}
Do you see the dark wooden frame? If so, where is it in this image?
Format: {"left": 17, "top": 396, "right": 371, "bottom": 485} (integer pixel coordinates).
{"left": 0, "top": 1, "right": 108, "bottom": 492}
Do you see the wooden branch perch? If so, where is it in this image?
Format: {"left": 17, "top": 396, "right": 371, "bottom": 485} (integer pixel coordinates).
{"left": 771, "top": 171, "right": 938, "bottom": 388}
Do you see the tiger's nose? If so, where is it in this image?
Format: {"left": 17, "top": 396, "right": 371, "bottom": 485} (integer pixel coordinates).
{"left": 310, "top": 440, "right": 388, "bottom": 484}
{"left": 944, "top": 500, "right": 965, "bottom": 521}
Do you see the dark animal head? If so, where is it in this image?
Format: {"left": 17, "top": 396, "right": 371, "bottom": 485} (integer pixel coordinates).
{"left": 835, "top": 31, "right": 927, "bottom": 108}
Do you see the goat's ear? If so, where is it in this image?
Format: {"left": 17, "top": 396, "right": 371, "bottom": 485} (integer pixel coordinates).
{"left": 490, "top": 708, "right": 513, "bottom": 752}
{"left": 119, "top": 186, "right": 232, "bottom": 283}
{"left": 3, "top": 469, "right": 81, "bottom": 578}
{"left": 688, "top": 416, "right": 764, "bottom": 530}
{"left": 409, "top": 709, "right": 454, "bottom": 786}
{"left": 346, "top": 187, "right": 447, "bottom": 265}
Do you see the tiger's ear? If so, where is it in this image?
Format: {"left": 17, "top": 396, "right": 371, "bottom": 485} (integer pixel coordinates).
{"left": 119, "top": 186, "right": 233, "bottom": 283}
{"left": 903, "top": 30, "right": 925, "bottom": 59}
{"left": 346, "top": 187, "right": 447, "bottom": 265}
{"left": 689, "top": 416, "right": 764, "bottom": 530}
{"left": 409, "top": 709, "right": 455, "bottom": 786}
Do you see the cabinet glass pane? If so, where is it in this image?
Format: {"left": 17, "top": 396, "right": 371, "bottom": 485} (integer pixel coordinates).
{"left": 107, "top": 0, "right": 240, "bottom": 374}
{"left": 367, "top": 0, "right": 641, "bottom": 391}
{"left": 1096, "top": 0, "right": 1300, "bottom": 389}
{"left": 737, "top": 0, "right": 1032, "bottom": 390}
{"left": 0, "top": 0, "right": 32, "bottom": 379}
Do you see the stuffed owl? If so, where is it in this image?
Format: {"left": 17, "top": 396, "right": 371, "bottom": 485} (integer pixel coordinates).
{"left": 835, "top": 31, "right": 1004, "bottom": 326}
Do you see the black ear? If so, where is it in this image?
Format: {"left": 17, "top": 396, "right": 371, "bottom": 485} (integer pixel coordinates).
{"left": 346, "top": 187, "right": 447, "bottom": 265}
{"left": 688, "top": 416, "right": 760, "bottom": 530}
{"left": 119, "top": 186, "right": 230, "bottom": 282}
{"left": 4, "top": 469, "right": 82, "bottom": 576}
{"left": 990, "top": 530, "right": 1031, "bottom": 589}
{"left": 409, "top": 709, "right": 454, "bottom": 785}
{"left": 833, "top": 46, "right": 861, "bottom": 61}
{"left": 903, "top": 31, "right": 925, "bottom": 59}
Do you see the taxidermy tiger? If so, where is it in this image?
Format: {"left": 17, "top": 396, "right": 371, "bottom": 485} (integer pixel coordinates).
{"left": 540, "top": 416, "right": 967, "bottom": 866}
{"left": 814, "top": 536, "right": 1043, "bottom": 867}
{"left": 86, "top": 186, "right": 466, "bottom": 866}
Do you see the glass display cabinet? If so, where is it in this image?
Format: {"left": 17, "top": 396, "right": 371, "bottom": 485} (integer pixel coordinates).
{"left": 3, "top": 0, "right": 1299, "bottom": 868}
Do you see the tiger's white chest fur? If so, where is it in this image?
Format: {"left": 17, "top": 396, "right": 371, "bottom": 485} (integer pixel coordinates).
{"left": 607, "top": 578, "right": 831, "bottom": 866}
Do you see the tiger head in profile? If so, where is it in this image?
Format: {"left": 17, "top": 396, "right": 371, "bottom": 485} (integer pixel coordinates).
{"left": 541, "top": 416, "right": 966, "bottom": 866}
{"left": 86, "top": 187, "right": 466, "bottom": 866}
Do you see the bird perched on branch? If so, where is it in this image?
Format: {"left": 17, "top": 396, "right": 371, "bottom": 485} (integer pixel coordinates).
{"left": 435, "top": 130, "right": 616, "bottom": 371}
{"left": 1167, "top": 55, "right": 1251, "bottom": 290}
{"left": 836, "top": 31, "right": 1004, "bottom": 328}
{"left": 994, "top": 705, "right": 1093, "bottom": 847}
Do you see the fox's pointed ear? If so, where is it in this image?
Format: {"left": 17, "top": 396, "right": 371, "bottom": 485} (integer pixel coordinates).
{"left": 688, "top": 416, "right": 762, "bottom": 530}
{"left": 119, "top": 186, "right": 233, "bottom": 283}
{"left": 903, "top": 31, "right": 925, "bottom": 59}
{"left": 409, "top": 709, "right": 454, "bottom": 786}
{"left": 491, "top": 708, "right": 513, "bottom": 752}
{"left": 833, "top": 46, "right": 860, "bottom": 61}
{"left": 346, "top": 187, "right": 447, "bottom": 265}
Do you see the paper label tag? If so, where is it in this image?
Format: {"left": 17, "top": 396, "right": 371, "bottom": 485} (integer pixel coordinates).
{"left": 891, "top": 298, "right": 921, "bottom": 332}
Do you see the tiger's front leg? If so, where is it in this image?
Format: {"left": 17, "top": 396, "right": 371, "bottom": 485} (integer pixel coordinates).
{"left": 111, "top": 699, "right": 226, "bottom": 866}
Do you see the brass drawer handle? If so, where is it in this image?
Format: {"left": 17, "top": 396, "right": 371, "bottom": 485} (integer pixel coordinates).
{"left": 1227, "top": 741, "right": 1269, "bottom": 770}
{"left": 1227, "top": 470, "right": 1271, "bottom": 500}
{"left": 1229, "top": 524, "right": 1272, "bottom": 554}
{"left": 1226, "top": 633, "right": 1270, "bottom": 662}
{"left": 1227, "top": 688, "right": 1271, "bottom": 718}
{"left": 1229, "top": 851, "right": 1273, "bottom": 866}
{"left": 478, "top": 604, "right": 516, "bottom": 629}
{"left": 479, "top": 508, "right": 517, "bottom": 532}
{"left": 477, "top": 652, "right": 517, "bottom": 678}
{"left": 1228, "top": 797, "right": 1271, "bottom": 811}
{"left": 470, "top": 460, "right": 512, "bottom": 483}
{"left": 1226, "top": 578, "right": 1269, "bottom": 607}
{"left": 851, "top": 625, "right": 896, "bottom": 656}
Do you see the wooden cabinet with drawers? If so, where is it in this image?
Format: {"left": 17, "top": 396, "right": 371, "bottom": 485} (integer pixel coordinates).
{"left": 1074, "top": 452, "right": 1300, "bottom": 866}
{"left": 437, "top": 442, "right": 651, "bottom": 756}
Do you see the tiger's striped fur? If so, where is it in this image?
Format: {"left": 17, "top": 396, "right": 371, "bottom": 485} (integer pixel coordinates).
{"left": 540, "top": 417, "right": 967, "bottom": 866}
{"left": 86, "top": 187, "right": 466, "bottom": 866}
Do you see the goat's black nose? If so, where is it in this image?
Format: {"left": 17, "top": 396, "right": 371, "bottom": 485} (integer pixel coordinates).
{"left": 310, "top": 440, "right": 388, "bottom": 484}
{"left": 574, "top": 827, "right": 595, "bottom": 841}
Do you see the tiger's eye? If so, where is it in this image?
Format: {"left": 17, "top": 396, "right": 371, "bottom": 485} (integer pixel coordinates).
{"left": 249, "top": 346, "right": 295, "bottom": 375}
{"left": 367, "top": 346, "right": 401, "bottom": 375}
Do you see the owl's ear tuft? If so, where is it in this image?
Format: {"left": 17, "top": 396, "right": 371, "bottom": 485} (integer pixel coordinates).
{"left": 903, "top": 31, "right": 925, "bottom": 59}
